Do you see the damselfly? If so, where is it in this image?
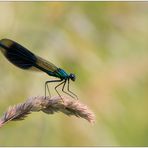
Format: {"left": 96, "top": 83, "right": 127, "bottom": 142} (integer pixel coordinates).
{"left": 0, "top": 39, "right": 77, "bottom": 100}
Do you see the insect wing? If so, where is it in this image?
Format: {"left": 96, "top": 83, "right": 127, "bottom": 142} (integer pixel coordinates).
{"left": 0, "top": 39, "right": 59, "bottom": 74}
{"left": 35, "top": 55, "right": 58, "bottom": 72}
{"left": 0, "top": 39, "right": 37, "bottom": 70}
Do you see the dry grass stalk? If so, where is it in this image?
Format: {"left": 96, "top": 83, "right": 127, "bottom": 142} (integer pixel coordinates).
{"left": 0, "top": 96, "right": 95, "bottom": 127}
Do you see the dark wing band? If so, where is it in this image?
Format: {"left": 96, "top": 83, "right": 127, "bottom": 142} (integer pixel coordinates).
{"left": 0, "top": 39, "right": 59, "bottom": 77}
{"left": 0, "top": 39, "right": 37, "bottom": 69}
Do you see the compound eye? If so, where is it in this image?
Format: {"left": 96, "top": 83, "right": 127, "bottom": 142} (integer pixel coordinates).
{"left": 70, "top": 73, "right": 76, "bottom": 81}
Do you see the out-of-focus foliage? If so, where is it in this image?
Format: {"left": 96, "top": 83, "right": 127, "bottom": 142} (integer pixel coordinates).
{"left": 0, "top": 2, "right": 148, "bottom": 146}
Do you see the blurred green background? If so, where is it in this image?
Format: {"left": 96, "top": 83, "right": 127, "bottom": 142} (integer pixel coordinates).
{"left": 0, "top": 2, "right": 148, "bottom": 146}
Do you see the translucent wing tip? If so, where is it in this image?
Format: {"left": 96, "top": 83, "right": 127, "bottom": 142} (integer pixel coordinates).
{"left": 0, "top": 38, "right": 14, "bottom": 48}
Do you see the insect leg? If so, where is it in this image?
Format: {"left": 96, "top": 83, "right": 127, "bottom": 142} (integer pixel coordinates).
{"left": 62, "top": 80, "right": 75, "bottom": 98}
{"left": 55, "top": 80, "right": 66, "bottom": 102}
{"left": 67, "top": 79, "right": 78, "bottom": 99}
{"left": 46, "top": 83, "right": 50, "bottom": 97}
{"left": 45, "top": 79, "right": 63, "bottom": 99}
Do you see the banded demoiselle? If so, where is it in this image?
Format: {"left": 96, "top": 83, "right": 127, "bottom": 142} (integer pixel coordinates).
{"left": 0, "top": 38, "right": 77, "bottom": 100}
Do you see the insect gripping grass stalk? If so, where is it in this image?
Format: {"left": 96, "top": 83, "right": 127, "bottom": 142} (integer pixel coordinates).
{"left": 0, "top": 39, "right": 78, "bottom": 100}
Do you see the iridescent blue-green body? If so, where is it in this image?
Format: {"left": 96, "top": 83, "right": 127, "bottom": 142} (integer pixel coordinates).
{"left": 0, "top": 38, "right": 76, "bottom": 81}
{"left": 0, "top": 38, "right": 77, "bottom": 99}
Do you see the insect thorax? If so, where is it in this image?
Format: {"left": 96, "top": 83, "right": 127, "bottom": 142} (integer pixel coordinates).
{"left": 55, "top": 68, "right": 69, "bottom": 79}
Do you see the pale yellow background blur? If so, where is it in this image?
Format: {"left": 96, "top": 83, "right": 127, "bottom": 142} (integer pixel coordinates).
{"left": 0, "top": 2, "right": 148, "bottom": 146}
